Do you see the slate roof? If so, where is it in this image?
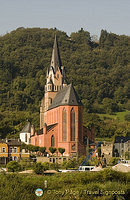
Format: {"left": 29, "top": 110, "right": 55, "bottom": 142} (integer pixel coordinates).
{"left": 115, "top": 136, "right": 130, "bottom": 143}
{"left": 20, "top": 121, "right": 31, "bottom": 133}
{"left": 37, "top": 128, "right": 43, "bottom": 135}
{"left": 48, "top": 84, "right": 82, "bottom": 110}
{"left": 0, "top": 139, "right": 21, "bottom": 146}
{"left": 37, "top": 123, "right": 58, "bottom": 135}
{"left": 47, "top": 123, "right": 58, "bottom": 131}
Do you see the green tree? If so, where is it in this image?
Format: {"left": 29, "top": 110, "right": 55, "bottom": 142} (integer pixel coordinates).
{"left": 33, "top": 162, "right": 44, "bottom": 174}
{"left": 6, "top": 161, "right": 21, "bottom": 172}
{"left": 63, "top": 158, "right": 78, "bottom": 169}
{"left": 39, "top": 147, "right": 46, "bottom": 154}
{"left": 49, "top": 147, "right": 57, "bottom": 155}
{"left": 26, "top": 144, "right": 39, "bottom": 152}
{"left": 58, "top": 148, "right": 65, "bottom": 156}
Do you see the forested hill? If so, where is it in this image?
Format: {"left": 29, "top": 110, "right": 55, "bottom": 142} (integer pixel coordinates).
{"left": 0, "top": 28, "right": 130, "bottom": 138}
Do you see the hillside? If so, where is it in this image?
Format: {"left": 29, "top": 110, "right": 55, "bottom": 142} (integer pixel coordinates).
{"left": 0, "top": 28, "right": 130, "bottom": 138}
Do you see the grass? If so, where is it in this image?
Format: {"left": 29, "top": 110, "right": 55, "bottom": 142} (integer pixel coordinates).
{"left": 97, "top": 110, "right": 130, "bottom": 122}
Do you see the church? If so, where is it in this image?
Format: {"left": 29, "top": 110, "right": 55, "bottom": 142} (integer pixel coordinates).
{"left": 21, "top": 36, "right": 95, "bottom": 157}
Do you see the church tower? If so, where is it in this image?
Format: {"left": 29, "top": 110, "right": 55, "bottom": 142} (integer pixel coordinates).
{"left": 40, "top": 36, "right": 67, "bottom": 129}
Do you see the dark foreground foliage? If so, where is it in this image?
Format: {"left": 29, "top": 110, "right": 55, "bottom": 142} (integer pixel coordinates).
{"left": 0, "top": 169, "right": 129, "bottom": 200}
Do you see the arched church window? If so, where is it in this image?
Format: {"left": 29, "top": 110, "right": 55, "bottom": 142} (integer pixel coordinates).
{"left": 51, "top": 135, "right": 55, "bottom": 147}
{"left": 71, "top": 108, "right": 75, "bottom": 141}
{"left": 78, "top": 109, "right": 82, "bottom": 141}
{"left": 62, "top": 108, "right": 67, "bottom": 141}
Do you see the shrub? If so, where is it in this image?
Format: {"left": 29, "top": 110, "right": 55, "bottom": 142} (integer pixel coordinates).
{"left": 42, "top": 162, "right": 49, "bottom": 171}
{"left": 108, "top": 157, "right": 120, "bottom": 166}
{"left": 63, "top": 158, "right": 78, "bottom": 169}
{"left": 33, "top": 162, "right": 44, "bottom": 174}
{"left": 6, "top": 161, "right": 21, "bottom": 172}
{"left": 124, "top": 113, "right": 130, "bottom": 121}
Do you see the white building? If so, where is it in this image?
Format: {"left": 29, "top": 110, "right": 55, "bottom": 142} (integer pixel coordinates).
{"left": 20, "top": 121, "right": 31, "bottom": 144}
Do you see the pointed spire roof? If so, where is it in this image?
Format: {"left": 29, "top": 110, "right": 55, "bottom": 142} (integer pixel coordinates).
{"left": 48, "top": 84, "right": 82, "bottom": 110}
{"left": 50, "top": 35, "right": 62, "bottom": 73}
{"left": 20, "top": 121, "right": 31, "bottom": 133}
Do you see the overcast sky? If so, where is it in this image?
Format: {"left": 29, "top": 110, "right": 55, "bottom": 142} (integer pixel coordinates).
{"left": 0, "top": 0, "right": 130, "bottom": 37}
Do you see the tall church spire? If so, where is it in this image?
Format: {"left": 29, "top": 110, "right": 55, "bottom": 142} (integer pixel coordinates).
{"left": 40, "top": 36, "right": 67, "bottom": 128}
{"left": 50, "top": 35, "right": 61, "bottom": 74}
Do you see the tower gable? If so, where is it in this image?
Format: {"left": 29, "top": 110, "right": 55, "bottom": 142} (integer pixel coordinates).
{"left": 48, "top": 84, "right": 82, "bottom": 110}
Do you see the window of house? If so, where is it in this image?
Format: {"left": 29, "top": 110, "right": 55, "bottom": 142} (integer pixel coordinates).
{"left": 14, "top": 147, "right": 17, "bottom": 153}
{"left": 2, "top": 147, "right": 6, "bottom": 153}
{"left": 10, "top": 157, "right": 12, "bottom": 161}
{"left": 10, "top": 147, "right": 13, "bottom": 153}
{"left": 63, "top": 108, "right": 67, "bottom": 141}
{"left": 14, "top": 156, "right": 17, "bottom": 161}
{"left": 71, "top": 108, "right": 75, "bottom": 141}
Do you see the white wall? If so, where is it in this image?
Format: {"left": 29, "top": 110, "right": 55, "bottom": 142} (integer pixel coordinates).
{"left": 20, "top": 132, "right": 31, "bottom": 144}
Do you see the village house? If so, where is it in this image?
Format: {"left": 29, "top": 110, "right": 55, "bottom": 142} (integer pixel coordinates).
{"left": 0, "top": 139, "right": 30, "bottom": 164}
{"left": 114, "top": 136, "right": 130, "bottom": 158}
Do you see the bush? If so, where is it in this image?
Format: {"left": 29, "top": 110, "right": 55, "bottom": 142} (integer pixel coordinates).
{"left": 108, "top": 157, "right": 120, "bottom": 166}
{"left": 63, "top": 158, "right": 78, "bottom": 169}
{"left": 124, "top": 113, "right": 130, "bottom": 121}
{"left": 33, "top": 162, "right": 44, "bottom": 174}
{"left": 42, "top": 162, "right": 49, "bottom": 171}
{"left": 6, "top": 161, "right": 21, "bottom": 172}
